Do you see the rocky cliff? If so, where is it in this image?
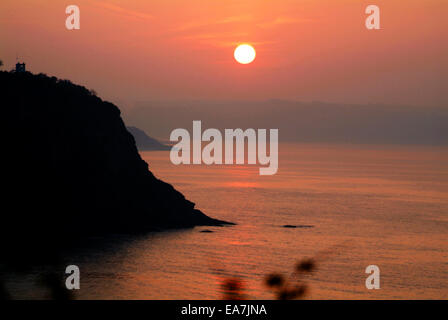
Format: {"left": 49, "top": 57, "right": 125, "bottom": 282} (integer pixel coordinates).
{"left": 0, "top": 71, "right": 229, "bottom": 251}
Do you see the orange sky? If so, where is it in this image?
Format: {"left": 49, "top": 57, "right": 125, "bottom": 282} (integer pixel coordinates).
{"left": 0, "top": 0, "right": 446, "bottom": 107}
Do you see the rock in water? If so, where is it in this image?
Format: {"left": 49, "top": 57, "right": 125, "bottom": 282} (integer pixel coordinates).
{"left": 0, "top": 71, "right": 231, "bottom": 258}
{"left": 282, "top": 225, "right": 314, "bottom": 229}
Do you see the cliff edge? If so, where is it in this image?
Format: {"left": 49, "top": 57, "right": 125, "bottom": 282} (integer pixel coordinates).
{"left": 0, "top": 71, "right": 230, "bottom": 248}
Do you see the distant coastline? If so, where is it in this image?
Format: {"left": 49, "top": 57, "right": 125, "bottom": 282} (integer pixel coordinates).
{"left": 126, "top": 126, "right": 170, "bottom": 151}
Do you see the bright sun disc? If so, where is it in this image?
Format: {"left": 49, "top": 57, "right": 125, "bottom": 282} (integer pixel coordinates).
{"left": 234, "top": 44, "right": 256, "bottom": 64}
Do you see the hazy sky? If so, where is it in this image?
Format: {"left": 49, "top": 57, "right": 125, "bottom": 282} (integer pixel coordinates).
{"left": 0, "top": 0, "right": 446, "bottom": 108}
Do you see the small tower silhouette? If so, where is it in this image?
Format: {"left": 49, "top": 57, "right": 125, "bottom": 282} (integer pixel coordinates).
{"left": 15, "top": 62, "right": 26, "bottom": 73}
{"left": 14, "top": 53, "right": 26, "bottom": 73}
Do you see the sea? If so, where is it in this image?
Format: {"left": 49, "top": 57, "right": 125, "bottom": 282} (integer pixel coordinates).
{"left": 6, "top": 143, "right": 448, "bottom": 299}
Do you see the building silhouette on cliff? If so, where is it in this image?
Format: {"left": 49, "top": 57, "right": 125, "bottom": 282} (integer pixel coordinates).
{"left": 14, "top": 62, "right": 26, "bottom": 72}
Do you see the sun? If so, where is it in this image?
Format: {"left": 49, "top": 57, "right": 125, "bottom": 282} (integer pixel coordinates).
{"left": 234, "top": 44, "right": 256, "bottom": 64}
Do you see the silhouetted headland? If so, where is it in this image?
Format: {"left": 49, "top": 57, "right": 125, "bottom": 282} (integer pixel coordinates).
{"left": 126, "top": 126, "right": 170, "bottom": 151}
{"left": 0, "top": 71, "right": 232, "bottom": 267}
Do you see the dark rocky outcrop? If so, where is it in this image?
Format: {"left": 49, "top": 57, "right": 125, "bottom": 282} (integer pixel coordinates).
{"left": 0, "top": 71, "right": 231, "bottom": 261}
{"left": 282, "top": 225, "right": 314, "bottom": 229}
{"left": 126, "top": 126, "right": 170, "bottom": 151}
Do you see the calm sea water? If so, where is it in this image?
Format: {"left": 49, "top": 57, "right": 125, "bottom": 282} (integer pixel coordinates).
{"left": 8, "top": 143, "right": 448, "bottom": 299}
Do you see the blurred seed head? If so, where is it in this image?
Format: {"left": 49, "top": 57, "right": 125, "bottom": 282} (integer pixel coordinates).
{"left": 277, "top": 285, "right": 308, "bottom": 300}
{"left": 265, "top": 273, "right": 284, "bottom": 288}
{"left": 296, "top": 258, "right": 316, "bottom": 273}
{"left": 221, "top": 278, "right": 246, "bottom": 300}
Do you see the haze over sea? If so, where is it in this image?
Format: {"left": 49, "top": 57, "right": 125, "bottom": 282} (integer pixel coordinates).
{"left": 9, "top": 143, "right": 448, "bottom": 299}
